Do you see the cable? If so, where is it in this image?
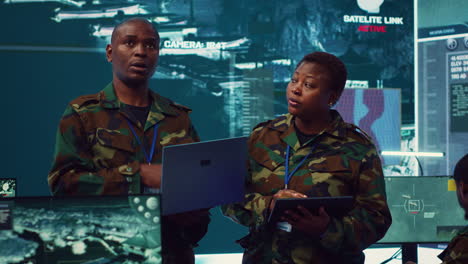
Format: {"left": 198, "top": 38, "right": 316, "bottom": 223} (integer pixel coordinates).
{"left": 413, "top": 155, "right": 424, "bottom": 176}
{"left": 380, "top": 248, "right": 402, "bottom": 264}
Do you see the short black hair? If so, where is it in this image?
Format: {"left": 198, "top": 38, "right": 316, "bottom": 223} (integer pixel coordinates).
{"left": 111, "top": 17, "right": 159, "bottom": 44}
{"left": 454, "top": 154, "right": 468, "bottom": 183}
{"left": 296, "top": 51, "right": 347, "bottom": 104}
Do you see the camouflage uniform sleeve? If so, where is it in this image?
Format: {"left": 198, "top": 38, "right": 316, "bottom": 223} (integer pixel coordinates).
{"left": 319, "top": 146, "right": 392, "bottom": 253}
{"left": 47, "top": 105, "right": 135, "bottom": 195}
{"left": 221, "top": 131, "right": 274, "bottom": 228}
{"left": 440, "top": 234, "right": 468, "bottom": 264}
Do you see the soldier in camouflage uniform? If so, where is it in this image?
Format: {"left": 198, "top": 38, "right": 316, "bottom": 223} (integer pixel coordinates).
{"left": 48, "top": 18, "right": 209, "bottom": 264}
{"left": 407, "top": 154, "right": 468, "bottom": 264}
{"left": 438, "top": 226, "right": 468, "bottom": 264}
{"left": 222, "top": 52, "right": 392, "bottom": 264}
{"left": 438, "top": 154, "right": 468, "bottom": 263}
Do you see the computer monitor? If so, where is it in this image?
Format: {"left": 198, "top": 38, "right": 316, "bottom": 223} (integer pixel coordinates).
{"left": 380, "top": 176, "right": 466, "bottom": 243}
{"left": 417, "top": 24, "right": 468, "bottom": 176}
{"left": 0, "top": 195, "right": 162, "bottom": 264}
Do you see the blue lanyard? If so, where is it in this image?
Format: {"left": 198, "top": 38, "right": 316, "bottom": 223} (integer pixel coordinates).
{"left": 126, "top": 119, "right": 159, "bottom": 164}
{"left": 284, "top": 145, "right": 316, "bottom": 189}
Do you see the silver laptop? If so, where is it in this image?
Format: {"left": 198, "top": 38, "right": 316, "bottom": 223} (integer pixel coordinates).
{"left": 161, "top": 136, "right": 247, "bottom": 215}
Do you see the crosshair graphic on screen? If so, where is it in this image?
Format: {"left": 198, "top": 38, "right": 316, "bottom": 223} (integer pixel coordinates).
{"left": 391, "top": 184, "right": 436, "bottom": 229}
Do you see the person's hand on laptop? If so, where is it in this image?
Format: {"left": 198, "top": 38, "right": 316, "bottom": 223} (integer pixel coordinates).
{"left": 140, "top": 164, "right": 162, "bottom": 189}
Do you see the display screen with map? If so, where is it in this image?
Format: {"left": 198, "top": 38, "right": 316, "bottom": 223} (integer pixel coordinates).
{"left": 0, "top": 195, "right": 162, "bottom": 264}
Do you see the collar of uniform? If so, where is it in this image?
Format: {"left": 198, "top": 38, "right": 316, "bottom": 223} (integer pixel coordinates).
{"left": 268, "top": 110, "right": 348, "bottom": 150}
{"left": 148, "top": 91, "right": 179, "bottom": 117}
{"left": 297, "top": 110, "right": 348, "bottom": 148}
{"left": 324, "top": 110, "right": 348, "bottom": 140}
{"left": 144, "top": 91, "right": 179, "bottom": 131}
{"left": 98, "top": 83, "right": 180, "bottom": 130}
{"left": 98, "top": 83, "right": 179, "bottom": 116}
{"left": 266, "top": 114, "right": 293, "bottom": 132}
{"left": 98, "top": 83, "right": 142, "bottom": 128}
{"left": 265, "top": 114, "right": 300, "bottom": 150}
{"left": 99, "top": 82, "right": 120, "bottom": 109}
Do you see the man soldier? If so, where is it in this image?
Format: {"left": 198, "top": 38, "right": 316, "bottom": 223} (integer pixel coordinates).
{"left": 48, "top": 18, "right": 209, "bottom": 263}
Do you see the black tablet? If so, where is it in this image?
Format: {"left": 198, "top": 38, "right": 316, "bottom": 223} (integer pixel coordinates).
{"left": 268, "top": 196, "right": 354, "bottom": 223}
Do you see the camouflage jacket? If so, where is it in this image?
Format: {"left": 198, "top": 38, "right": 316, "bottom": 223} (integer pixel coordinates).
{"left": 48, "top": 83, "right": 199, "bottom": 195}
{"left": 48, "top": 83, "right": 209, "bottom": 252}
{"left": 222, "top": 110, "right": 392, "bottom": 264}
{"left": 439, "top": 225, "right": 468, "bottom": 264}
